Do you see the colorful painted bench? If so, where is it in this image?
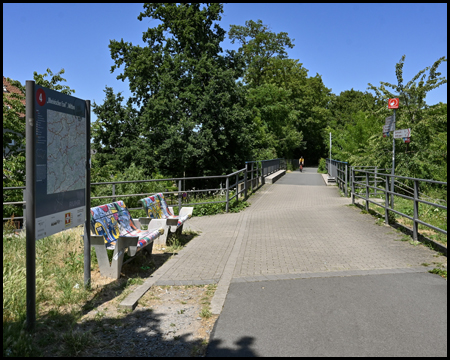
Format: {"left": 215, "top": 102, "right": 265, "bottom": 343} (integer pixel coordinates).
{"left": 139, "top": 193, "right": 193, "bottom": 245}
{"left": 90, "top": 200, "right": 164, "bottom": 279}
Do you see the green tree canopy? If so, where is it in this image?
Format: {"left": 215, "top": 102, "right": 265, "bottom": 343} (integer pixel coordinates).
{"left": 98, "top": 3, "right": 253, "bottom": 178}
{"left": 327, "top": 55, "right": 447, "bottom": 184}
{"left": 229, "top": 19, "right": 294, "bottom": 87}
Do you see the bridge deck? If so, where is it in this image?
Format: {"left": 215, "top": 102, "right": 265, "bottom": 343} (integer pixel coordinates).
{"left": 121, "top": 167, "right": 446, "bottom": 356}
{"left": 122, "top": 167, "right": 445, "bottom": 310}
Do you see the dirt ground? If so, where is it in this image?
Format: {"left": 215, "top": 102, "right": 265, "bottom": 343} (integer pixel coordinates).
{"left": 74, "top": 243, "right": 219, "bottom": 357}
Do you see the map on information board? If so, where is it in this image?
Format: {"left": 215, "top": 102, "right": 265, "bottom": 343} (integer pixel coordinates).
{"left": 34, "top": 85, "right": 87, "bottom": 239}
{"left": 47, "top": 109, "right": 86, "bottom": 194}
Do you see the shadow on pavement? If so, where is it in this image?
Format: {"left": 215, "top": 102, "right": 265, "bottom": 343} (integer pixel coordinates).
{"left": 207, "top": 336, "right": 257, "bottom": 357}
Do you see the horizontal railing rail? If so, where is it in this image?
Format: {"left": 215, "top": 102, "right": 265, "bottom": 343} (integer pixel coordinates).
{"left": 4, "top": 160, "right": 281, "bottom": 224}
{"left": 351, "top": 168, "right": 447, "bottom": 243}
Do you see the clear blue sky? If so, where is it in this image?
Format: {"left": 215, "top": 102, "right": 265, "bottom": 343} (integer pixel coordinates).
{"left": 3, "top": 3, "right": 447, "bottom": 124}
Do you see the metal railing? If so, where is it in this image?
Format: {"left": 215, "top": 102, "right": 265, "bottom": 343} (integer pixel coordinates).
{"left": 326, "top": 158, "right": 348, "bottom": 196}
{"left": 245, "top": 158, "right": 286, "bottom": 184}
{"left": 350, "top": 166, "right": 388, "bottom": 198}
{"left": 4, "top": 158, "right": 287, "bottom": 224}
{"left": 246, "top": 158, "right": 285, "bottom": 178}
{"left": 351, "top": 168, "right": 447, "bottom": 242}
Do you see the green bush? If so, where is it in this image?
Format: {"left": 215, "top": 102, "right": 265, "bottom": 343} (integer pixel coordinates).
{"left": 317, "top": 158, "right": 327, "bottom": 173}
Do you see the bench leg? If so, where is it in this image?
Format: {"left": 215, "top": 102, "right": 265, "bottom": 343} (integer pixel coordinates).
{"left": 176, "top": 224, "right": 184, "bottom": 236}
{"left": 154, "top": 229, "right": 170, "bottom": 246}
{"left": 143, "top": 241, "right": 154, "bottom": 257}
{"left": 91, "top": 235, "right": 138, "bottom": 279}
{"left": 91, "top": 236, "right": 125, "bottom": 279}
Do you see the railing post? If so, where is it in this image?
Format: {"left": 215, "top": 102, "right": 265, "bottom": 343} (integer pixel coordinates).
{"left": 344, "top": 163, "right": 348, "bottom": 197}
{"left": 261, "top": 162, "right": 265, "bottom": 185}
{"left": 244, "top": 166, "right": 248, "bottom": 199}
{"left": 178, "top": 180, "right": 182, "bottom": 212}
{"left": 225, "top": 176, "right": 230, "bottom": 213}
{"left": 365, "top": 172, "right": 370, "bottom": 211}
{"left": 374, "top": 166, "right": 378, "bottom": 196}
{"left": 251, "top": 162, "right": 254, "bottom": 193}
{"left": 235, "top": 173, "right": 239, "bottom": 203}
{"left": 413, "top": 180, "right": 419, "bottom": 241}
{"left": 351, "top": 167, "right": 355, "bottom": 205}
{"left": 385, "top": 175, "right": 390, "bottom": 225}
{"left": 112, "top": 183, "right": 116, "bottom": 202}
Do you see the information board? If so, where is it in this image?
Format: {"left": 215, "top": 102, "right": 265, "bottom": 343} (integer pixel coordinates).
{"left": 34, "top": 85, "right": 87, "bottom": 239}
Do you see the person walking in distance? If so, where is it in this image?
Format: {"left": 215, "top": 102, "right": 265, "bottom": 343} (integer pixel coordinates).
{"left": 299, "top": 156, "right": 304, "bottom": 172}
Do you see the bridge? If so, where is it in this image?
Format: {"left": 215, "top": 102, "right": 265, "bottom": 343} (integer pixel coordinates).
{"left": 122, "top": 167, "right": 447, "bottom": 356}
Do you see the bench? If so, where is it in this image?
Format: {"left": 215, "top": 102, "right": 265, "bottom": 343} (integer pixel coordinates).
{"left": 139, "top": 193, "right": 193, "bottom": 245}
{"left": 89, "top": 200, "right": 164, "bottom": 279}
{"left": 265, "top": 169, "right": 286, "bottom": 184}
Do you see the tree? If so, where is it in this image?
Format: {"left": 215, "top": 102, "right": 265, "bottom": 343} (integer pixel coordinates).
{"left": 92, "top": 87, "right": 141, "bottom": 171}
{"left": 365, "top": 55, "right": 447, "bottom": 181}
{"left": 229, "top": 19, "right": 294, "bottom": 87}
{"left": 104, "top": 3, "right": 253, "bottom": 178}
{"left": 367, "top": 55, "right": 447, "bottom": 123}
{"left": 33, "top": 68, "right": 75, "bottom": 96}
{"left": 327, "top": 89, "right": 382, "bottom": 129}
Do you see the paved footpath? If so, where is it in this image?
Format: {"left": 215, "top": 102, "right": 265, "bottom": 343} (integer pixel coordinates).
{"left": 139, "top": 168, "right": 447, "bottom": 356}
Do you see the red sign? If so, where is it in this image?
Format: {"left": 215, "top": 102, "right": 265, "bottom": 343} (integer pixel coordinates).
{"left": 388, "top": 98, "right": 399, "bottom": 109}
{"left": 65, "top": 212, "right": 72, "bottom": 227}
{"left": 36, "top": 88, "right": 46, "bottom": 106}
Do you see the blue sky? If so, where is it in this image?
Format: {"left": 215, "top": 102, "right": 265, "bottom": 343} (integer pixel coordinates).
{"left": 3, "top": 3, "right": 447, "bottom": 124}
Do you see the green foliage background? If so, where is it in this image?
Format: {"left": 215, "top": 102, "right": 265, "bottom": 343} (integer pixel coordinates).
{"left": 3, "top": 4, "right": 447, "bottom": 221}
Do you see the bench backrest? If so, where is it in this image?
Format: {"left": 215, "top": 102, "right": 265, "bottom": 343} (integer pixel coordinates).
{"left": 140, "top": 193, "right": 174, "bottom": 219}
{"left": 90, "top": 203, "right": 120, "bottom": 245}
{"left": 90, "top": 201, "right": 139, "bottom": 245}
{"left": 156, "top": 193, "right": 174, "bottom": 217}
{"left": 114, "top": 200, "right": 139, "bottom": 234}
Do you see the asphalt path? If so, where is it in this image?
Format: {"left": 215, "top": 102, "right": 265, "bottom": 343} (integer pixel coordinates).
{"left": 276, "top": 167, "right": 326, "bottom": 186}
{"left": 207, "top": 272, "right": 447, "bottom": 357}
{"left": 207, "top": 169, "right": 447, "bottom": 357}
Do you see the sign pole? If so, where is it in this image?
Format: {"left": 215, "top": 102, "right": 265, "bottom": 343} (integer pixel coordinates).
{"left": 84, "top": 100, "right": 91, "bottom": 288}
{"left": 25, "top": 80, "right": 36, "bottom": 331}
{"left": 329, "top": 132, "right": 332, "bottom": 160}
{"left": 390, "top": 109, "right": 396, "bottom": 208}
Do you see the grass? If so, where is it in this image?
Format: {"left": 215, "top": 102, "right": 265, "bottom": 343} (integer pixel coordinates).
{"left": 357, "top": 189, "right": 447, "bottom": 247}
{"left": 199, "top": 308, "right": 212, "bottom": 319}
{"left": 428, "top": 268, "right": 447, "bottom": 279}
{"left": 199, "top": 284, "right": 217, "bottom": 319}
{"left": 2, "top": 225, "right": 200, "bottom": 357}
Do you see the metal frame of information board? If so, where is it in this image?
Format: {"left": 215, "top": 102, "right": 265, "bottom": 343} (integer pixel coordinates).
{"left": 25, "top": 81, "right": 90, "bottom": 331}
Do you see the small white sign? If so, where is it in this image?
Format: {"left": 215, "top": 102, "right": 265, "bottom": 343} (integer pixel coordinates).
{"left": 394, "top": 128, "right": 411, "bottom": 139}
{"left": 385, "top": 115, "right": 394, "bottom": 125}
{"left": 35, "top": 206, "right": 85, "bottom": 240}
{"left": 383, "top": 124, "right": 395, "bottom": 132}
